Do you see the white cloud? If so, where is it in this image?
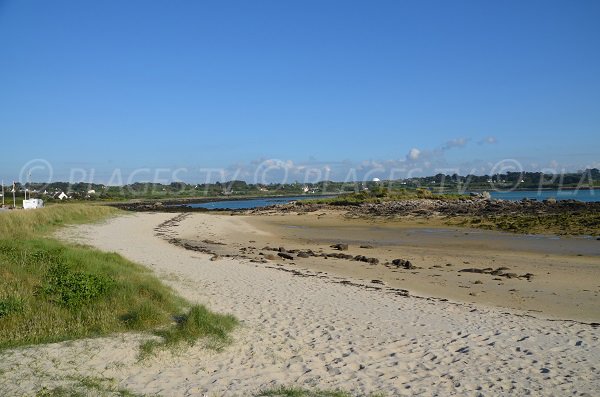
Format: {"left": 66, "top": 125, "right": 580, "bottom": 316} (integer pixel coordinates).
{"left": 408, "top": 148, "right": 421, "bottom": 160}
{"left": 478, "top": 136, "right": 498, "bottom": 145}
{"left": 442, "top": 137, "right": 469, "bottom": 150}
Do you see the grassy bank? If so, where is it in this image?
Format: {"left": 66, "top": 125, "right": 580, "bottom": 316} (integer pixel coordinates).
{"left": 0, "top": 204, "right": 237, "bottom": 350}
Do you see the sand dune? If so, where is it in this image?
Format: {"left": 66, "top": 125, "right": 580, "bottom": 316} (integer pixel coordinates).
{"left": 1, "top": 212, "right": 598, "bottom": 396}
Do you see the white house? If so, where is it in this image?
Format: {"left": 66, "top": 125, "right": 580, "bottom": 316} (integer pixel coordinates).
{"left": 23, "top": 198, "right": 44, "bottom": 209}
{"left": 57, "top": 192, "right": 69, "bottom": 200}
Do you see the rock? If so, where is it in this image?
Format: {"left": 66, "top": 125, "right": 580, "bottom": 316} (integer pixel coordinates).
{"left": 521, "top": 273, "right": 535, "bottom": 281}
{"left": 210, "top": 255, "right": 220, "bottom": 261}
{"left": 203, "top": 239, "right": 225, "bottom": 245}
{"left": 392, "top": 259, "right": 415, "bottom": 269}
{"left": 278, "top": 252, "right": 294, "bottom": 260}
{"left": 264, "top": 254, "right": 277, "bottom": 260}
{"left": 371, "top": 279, "right": 384, "bottom": 284}
{"left": 459, "top": 268, "right": 485, "bottom": 273}
{"left": 352, "top": 255, "right": 378, "bottom": 263}
{"left": 330, "top": 243, "right": 349, "bottom": 251}
{"left": 278, "top": 247, "right": 287, "bottom": 252}
{"left": 296, "top": 252, "right": 310, "bottom": 258}
{"left": 503, "top": 273, "right": 518, "bottom": 279}
{"left": 328, "top": 252, "right": 353, "bottom": 259}
{"left": 360, "top": 245, "right": 374, "bottom": 249}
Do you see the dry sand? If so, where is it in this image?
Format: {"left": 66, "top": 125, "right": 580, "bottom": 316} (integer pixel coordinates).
{"left": 1, "top": 212, "right": 599, "bottom": 396}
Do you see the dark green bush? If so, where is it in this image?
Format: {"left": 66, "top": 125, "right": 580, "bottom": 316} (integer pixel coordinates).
{"left": 43, "top": 263, "right": 114, "bottom": 308}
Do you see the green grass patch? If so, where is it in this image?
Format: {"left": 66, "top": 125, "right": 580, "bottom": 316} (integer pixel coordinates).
{"left": 0, "top": 203, "right": 118, "bottom": 239}
{"left": 140, "top": 304, "right": 238, "bottom": 356}
{"left": 35, "top": 375, "right": 145, "bottom": 396}
{"left": 0, "top": 204, "right": 237, "bottom": 351}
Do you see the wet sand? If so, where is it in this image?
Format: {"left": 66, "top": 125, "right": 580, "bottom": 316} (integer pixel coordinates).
{"left": 176, "top": 210, "right": 600, "bottom": 322}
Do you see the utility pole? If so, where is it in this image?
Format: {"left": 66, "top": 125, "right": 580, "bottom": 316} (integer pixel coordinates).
{"left": 12, "top": 181, "right": 16, "bottom": 208}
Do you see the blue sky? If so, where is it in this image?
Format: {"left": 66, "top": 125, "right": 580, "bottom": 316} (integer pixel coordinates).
{"left": 1, "top": 0, "right": 599, "bottom": 184}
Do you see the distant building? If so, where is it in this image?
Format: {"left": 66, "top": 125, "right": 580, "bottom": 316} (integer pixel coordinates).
{"left": 56, "top": 192, "right": 69, "bottom": 200}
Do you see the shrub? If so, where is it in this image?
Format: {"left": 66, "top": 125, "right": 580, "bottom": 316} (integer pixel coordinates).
{"left": 42, "top": 263, "right": 114, "bottom": 308}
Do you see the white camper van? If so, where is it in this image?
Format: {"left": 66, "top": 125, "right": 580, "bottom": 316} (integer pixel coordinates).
{"left": 23, "top": 199, "right": 44, "bottom": 209}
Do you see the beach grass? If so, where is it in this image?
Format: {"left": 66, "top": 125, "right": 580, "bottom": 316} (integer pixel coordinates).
{"left": 0, "top": 204, "right": 237, "bottom": 351}
{"left": 35, "top": 375, "right": 144, "bottom": 397}
{"left": 140, "top": 304, "right": 238, "bottom": 356}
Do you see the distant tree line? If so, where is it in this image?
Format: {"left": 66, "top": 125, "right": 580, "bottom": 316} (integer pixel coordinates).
{"left": 3, "top": 169, "right": 598, "bottom": 201}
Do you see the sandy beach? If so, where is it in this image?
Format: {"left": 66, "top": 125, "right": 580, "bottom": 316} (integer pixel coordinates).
{"left": 175, "top": 210, "right": 600, "bottom": 322}
{"left": 1, "top": 211, "right": 599, "bottom": 396}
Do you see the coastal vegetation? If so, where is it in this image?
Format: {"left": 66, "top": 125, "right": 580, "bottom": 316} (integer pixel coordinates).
{"left": 302, "top": 187, "right": 465, "bottom": 206}
{"left": 0, "top": 204, "right": 237, "bottom": 351}
{"left": 450, "top": 211, "right": 600, "bottom": 236}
